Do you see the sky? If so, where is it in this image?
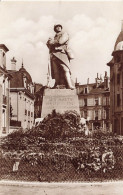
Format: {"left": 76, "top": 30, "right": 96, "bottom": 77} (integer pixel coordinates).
{"left": 0, "top": 0, "right": 123, "bottom": 86}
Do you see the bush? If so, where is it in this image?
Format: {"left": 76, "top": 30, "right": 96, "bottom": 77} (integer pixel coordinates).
{"left": 38, "top": 110, "right": 81, "bottom": 140}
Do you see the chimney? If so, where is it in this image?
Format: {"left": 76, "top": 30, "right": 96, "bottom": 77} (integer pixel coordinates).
{"left": 97, "top": 73, "right": 99, "bottom": 79}
{"left": 11, "top": 57, "right": 17, "bottom": 71}
{"left": 95, "top": 73, "right": 100, "bottom": 87}
{"left": 75, "top": 77, "right": 79, "bottom": 88}
{"left": 87, "top": 78, "right": 89, "bottom": 84}
{"left": 95, "top": 73, "right": 98, "bottom": 82}
{"left": 104, "top": 71, "right": 109, "bottom": 89}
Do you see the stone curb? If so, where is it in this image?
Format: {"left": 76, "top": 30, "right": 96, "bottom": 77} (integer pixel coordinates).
{"left": 0, "top": 180, "right": 123, "bottom": 187}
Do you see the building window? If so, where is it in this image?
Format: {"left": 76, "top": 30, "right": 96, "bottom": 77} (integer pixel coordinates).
{"left": 28, "top": 111, "right": 30, "bottom": 116}
{"left": 103, "top": 110, "right": 106, "bottom": 119}
{"left": 84, "top": 98, "right": 87, "bottom": 106}
{"left": 31, "top": 112, "right": 33, "bottom": 117}
{"left": 80, "top": 111, "right": 84, "bottom": 118}
{"left": 117, "top": 94, "right": 120, "bottom": 107}
{"left": 25, "top": 109, "right": 27, "bottom": 115}
{"left": 95, "top": 110, "right": 98, "bottom": 120}
{"left": 106, "top": 123, "right": 109, "bottom": 128}
{"left": 84, "top": 111, "right": 87, "bottom": 119}
{"left": 3, "top": 52, "right": 6, "bottom": 68}
{"left": 117, "top": 73, "right": 120, "bottom": 85}
{"left": 3, "top": 95, "right": 7, "bottom": 105}
{"left": 95, "top": 97, "right": 99, "bottom": 106}
{"left": 106, "top": 97, "right": 109, "bottom": 106}
{"left": 84, "top": 87, "right": 87, "bottom": 94}
{"left": 106, "top": 109, "right": 109, "bottom": 120}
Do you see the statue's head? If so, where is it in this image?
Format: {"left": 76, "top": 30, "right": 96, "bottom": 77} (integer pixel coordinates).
{"left": 54, "top": 24, "right": 62, "bottom": 33}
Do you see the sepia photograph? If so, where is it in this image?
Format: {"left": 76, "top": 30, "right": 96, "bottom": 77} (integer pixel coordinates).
{"left": 0, "top": 0, "right": 123, "bottom": 194}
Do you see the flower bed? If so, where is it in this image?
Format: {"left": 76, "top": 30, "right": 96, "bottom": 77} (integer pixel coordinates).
{"left": 0, "top": 111, "right": 123, "bottom": 181}
{"left": 0, "top": 140, "right": 123, "bottom": 182}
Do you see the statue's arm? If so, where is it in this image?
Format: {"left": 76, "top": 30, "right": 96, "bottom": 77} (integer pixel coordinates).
{"left": 46, "top": 32, "right": 69, "bottom": 51}
{"left": 46, "top": 38, "right": 54, "bottom": 47}
{"left": 46, "top": 38, "right": 55, "bottom": 54}
{"left": 47, "top": 32, "right": 69, "bottom": 46}
{"left": 58, "top": 32, "right": 69, "bottom": 45}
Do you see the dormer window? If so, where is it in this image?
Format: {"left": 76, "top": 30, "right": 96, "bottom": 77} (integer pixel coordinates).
{"left": 29, "top": 84, "right": 32, "bottom": 93}
{"left": 27, "top": 84, "right": 30, "bottom": 90}
{"left": 23, "top": 77, "right": 27, "bottom": 88}
{"left": 32, "top": 86, "right": 34, "bottom": 94}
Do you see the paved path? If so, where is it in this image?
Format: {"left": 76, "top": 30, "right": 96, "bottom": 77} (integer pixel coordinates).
{"left": 0, "top": 181, "right": 123, "bottom": 195}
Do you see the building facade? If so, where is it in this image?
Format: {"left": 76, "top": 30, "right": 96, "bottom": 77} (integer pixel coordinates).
{"left": 0, "top": 44, "right": 11, "bottom": 136}
{"left": 34, "top": 83, "right": 44, "bottom": 119}
{"left": 107, "top": 24, "right": 123, "bottom": 135}
{"left": 9, "top": 60, "right": 35, "bottom": 131}
{"left": 76, "top": 72, "right": 110, "bottom": 131}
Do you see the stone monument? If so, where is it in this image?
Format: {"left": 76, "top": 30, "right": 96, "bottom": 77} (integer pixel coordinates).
{"left": 41, "top": 88, "right": 80, "bottom": 118}
{"left": 41, "top": 24, "right": 80, "bottom": 117}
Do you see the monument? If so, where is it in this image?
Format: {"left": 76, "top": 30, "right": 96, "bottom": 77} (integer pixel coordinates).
{"left": 41, "top": 24, "right": 80, "bottom": 118}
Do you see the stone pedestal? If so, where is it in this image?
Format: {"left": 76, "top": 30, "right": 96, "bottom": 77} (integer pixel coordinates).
{"left": 41, "top": 88, "right": 80, "bottom": 118}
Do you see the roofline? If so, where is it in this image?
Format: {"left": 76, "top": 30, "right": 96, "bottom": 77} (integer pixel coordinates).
{"left": 10, "top": 88, "right": 35, "bottom": 100}
{"left": 78, "top": 90, "right": 110, "bottom": 96}
{"left": 0, "top": 44, "right": 9, "bottom": 52}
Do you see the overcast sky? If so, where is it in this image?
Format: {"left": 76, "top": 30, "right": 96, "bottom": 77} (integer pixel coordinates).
{"left": 0, "top": 1, "right": 123, "bottom": 86}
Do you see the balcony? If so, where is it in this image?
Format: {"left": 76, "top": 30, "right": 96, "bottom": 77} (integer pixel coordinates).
{"left": 3, "top": 95, "right": 7, "bottom": 105}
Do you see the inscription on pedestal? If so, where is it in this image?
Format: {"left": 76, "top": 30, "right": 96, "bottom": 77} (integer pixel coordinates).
{"left": 44, "top": 89, "right": 76, "bottom": 96}
{"left": 41, "top": 89, "right": 80, "bottom": 118}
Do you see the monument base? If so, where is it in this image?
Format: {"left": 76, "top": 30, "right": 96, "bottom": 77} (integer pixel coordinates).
{"left": 41, "top": 88, "right": 80, "bottom": 118}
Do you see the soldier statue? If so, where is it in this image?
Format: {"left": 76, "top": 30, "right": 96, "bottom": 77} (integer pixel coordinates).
{"left": 46, "top": 24, "right": 74, "bottom": 89}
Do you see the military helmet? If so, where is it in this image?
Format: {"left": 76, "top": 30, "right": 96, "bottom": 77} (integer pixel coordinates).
{"left": 54, "top": 24, "right": 62, "bottom": 32}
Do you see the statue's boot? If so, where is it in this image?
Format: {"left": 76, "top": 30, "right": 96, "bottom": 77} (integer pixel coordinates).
{"left": 65, "top": 72, "right": 75, "bottom": 90}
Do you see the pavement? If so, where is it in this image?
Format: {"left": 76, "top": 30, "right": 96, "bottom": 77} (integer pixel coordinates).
{"left": 0, "top": 180, "right": 123, "bottom": 195}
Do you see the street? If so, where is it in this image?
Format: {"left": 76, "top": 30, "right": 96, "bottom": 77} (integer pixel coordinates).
{"left": 0, "top": 181, "right": 123, "bottom": 195}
